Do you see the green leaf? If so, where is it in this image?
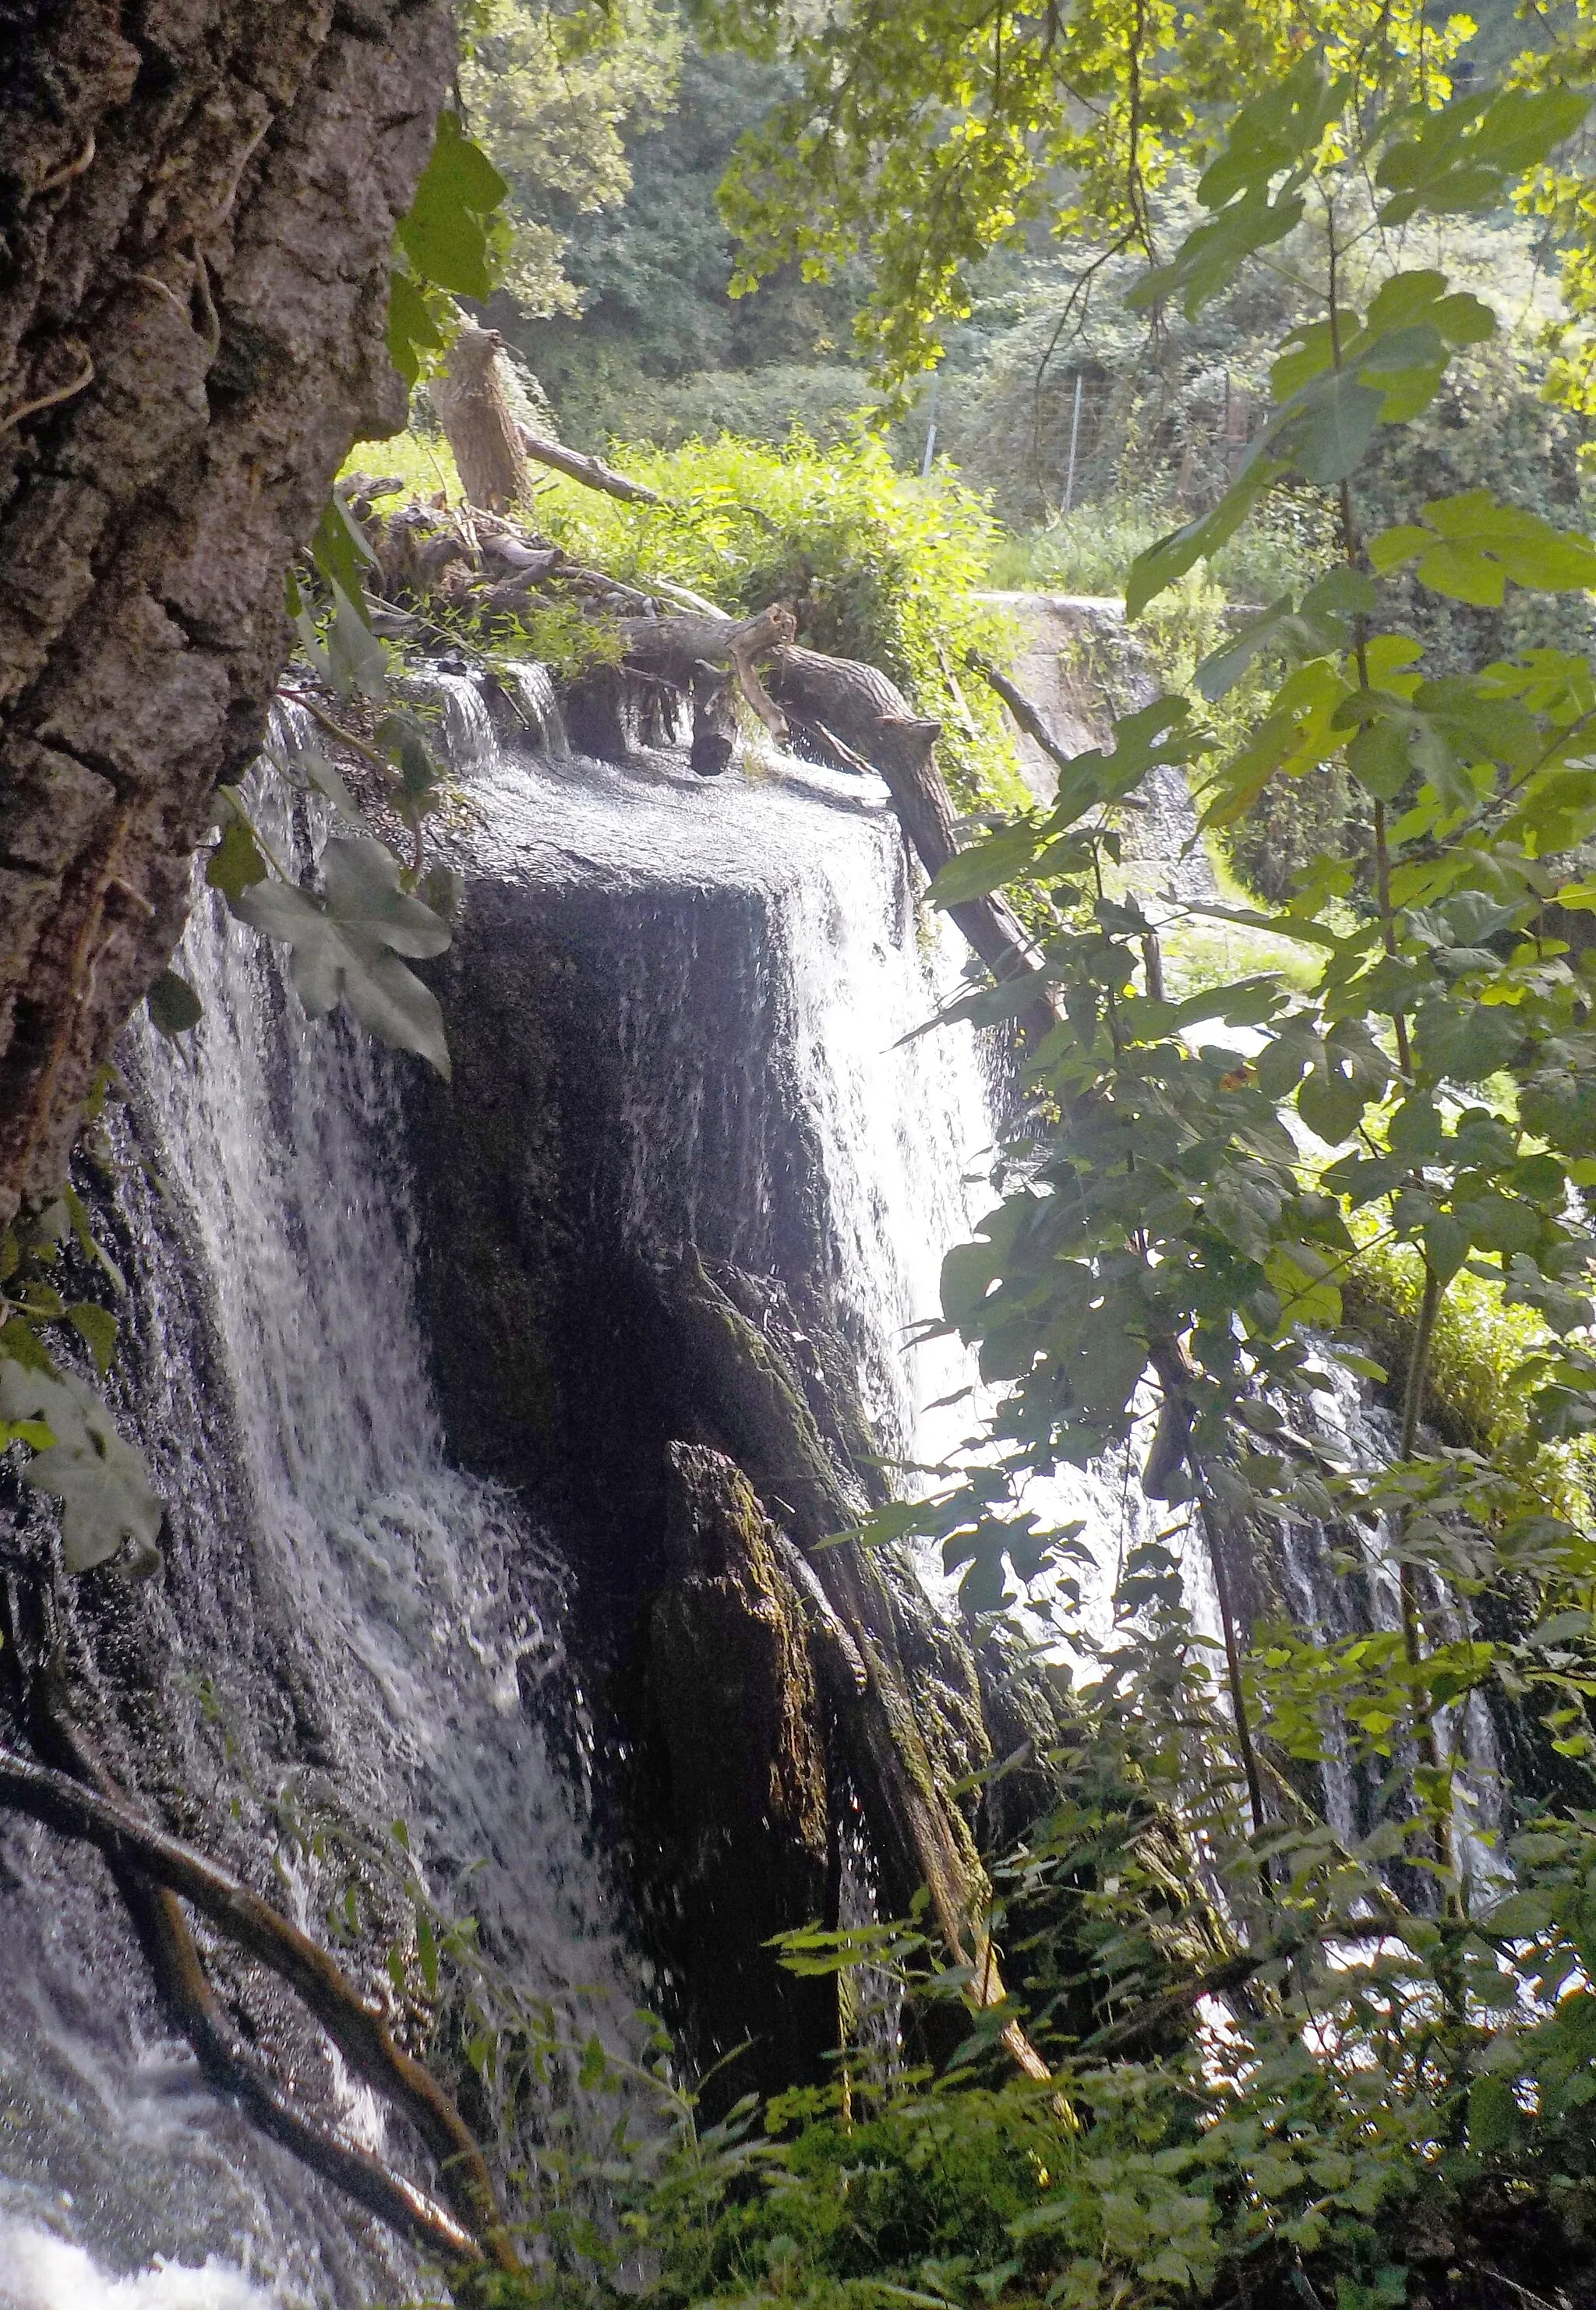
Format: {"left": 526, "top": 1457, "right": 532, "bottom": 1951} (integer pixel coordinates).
{"left": 66, "top": 1302, "right": 118, "bottom": 1379}
{"left": 147, "top": 968, "right": 203, "bottom": 1039}
{"left": 1372, "top": 490, "right": 1596, "bottom": 602}
{"left": 231, "top": 841, "right": 451, "bottom": 1076}
{"left": 1414, "top": 1000, "right": 1523, "bottom": 1086}
{"left": 321, "top": 838, "right": 451, "bottom": 959}
{"left": 1197, "top": 58, "right": 1351, "bottom": 206}
{"left": 396, "top": 111, "right": 507, "bottom": 302}
{"left": 386, "top": 270, "right": 445, "bottom": 390}
{"left": 1277, "top": 367, "right": 1384, "bottom": 487}
{"left": 1467, "top": 2074, "right": 1518, "bottom": 2156}
{"left": 1194, "top": 570, "right": 1372, "bottom": 702}
{"left": 377, "top": 710, "right": 442, "bottom": 800}
{"left": 206, "top": 814, "right": 267, "bottom": 902}
{"left": 1378, "top": 87, "right": 1590, "bottom": 225}
{"left": 1129, "top": 184, "right": 1307, "bottom": 319}
{"left": 297, "top": 749, "right": 363, "bottom": 822}
{"left": 1049, "top": 696, "right": 1201, "bottom": 826}
{"left": 323, "top": 580, "right": 389, "bottom": 705}
{"left": 310, "top": 489, "right": 376, "bottom": 614}
{"left": 1347, "top": 719, "right": 1410, "bottom": 802}
{"left": 1126, "top": 460, "right": 1287, "bottom": 617}
{"left": 0, "top": 1363, "right": 163, "bottom": 1574}
{"left": 0, "top": 1315, "right": 55, "bottom": 1374}
{"left": 928, "top": 827, "right": 1040, "bottom": 906}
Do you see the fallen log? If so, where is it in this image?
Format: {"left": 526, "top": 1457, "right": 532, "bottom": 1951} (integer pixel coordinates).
{"left": 965, "top": 647, "right": 1078, "bottom": 785}
{"left": 766, "top": 645, "right": 1058, "bottom": 1042}
{"left": 616, "top": 605, "right": 796, "bottom": 739}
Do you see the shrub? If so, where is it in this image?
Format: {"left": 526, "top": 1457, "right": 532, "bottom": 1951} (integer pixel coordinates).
{"left": 535, "top": 430, "right": 1028, "bottom": 808}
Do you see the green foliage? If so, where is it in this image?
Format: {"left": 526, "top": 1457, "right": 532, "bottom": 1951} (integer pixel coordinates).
{"left": 747, "top": 51, "right": 1596, "bottom": 2299}
{"left": 464, "top": 0, "right": 683, "bottom": 320}
{"left": 691, "top": 0, "right": 1471, "bottom": 383}
{"left": 201, "top": 496, "right": 462, "bottom": 1079}
{"left": 532, "top": 432, "right": 1029, "bottom": 808}
{"left": 1, "top": 1185, "right": 161, "bottom": 1580}
{"left": 569, "top": 362, "right": 883, "bottom": 457}
{"left": 503, "top": 42, "right": 871, "bottom": 441}
{"left": 389, "top": 111, "right": 510, "bottom": 387}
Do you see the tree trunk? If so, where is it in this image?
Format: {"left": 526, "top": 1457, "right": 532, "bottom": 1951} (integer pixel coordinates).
{"left": 0, "top": 0, "right": 456, "bottom": 1227}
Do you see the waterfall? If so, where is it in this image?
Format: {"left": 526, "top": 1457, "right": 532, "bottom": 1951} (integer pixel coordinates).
{"left": 2, "top": 694, "right": 1117, "bottom": 2306}
{"left": 0, "top": 661, "right": 1468, "bottom": 2307}
{"left": 0, "top": 764, "right": 630, "bottom": 2308}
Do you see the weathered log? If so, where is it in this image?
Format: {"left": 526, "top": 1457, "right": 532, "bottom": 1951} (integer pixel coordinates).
{"left": 518, "top": 424, "right": 659, "bottom": 506}
{"left": 766, "top": 645, "right": 1058, "bottom": 1041}
{"left": 966, "top": 648, "right": 1079, "bottom": 785}
{"left": 429, "top": 326, "right": 530, "bottom": 517}
{"left": 634, "top": 1443, "right": 835, "bottom": 2100}
{"left": 616, "top": 605, "right": 796, "bottom": 737}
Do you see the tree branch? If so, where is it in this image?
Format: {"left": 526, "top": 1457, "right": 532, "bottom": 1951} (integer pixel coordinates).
{"left": 0, "top": 1743, "right": 519, "bottom": 2271}
{"left": 518, "top": 426, "right": 661, "bottom": 504}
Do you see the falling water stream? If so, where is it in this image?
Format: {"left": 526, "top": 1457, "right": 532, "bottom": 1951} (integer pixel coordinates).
{"left": 0, "top": 666, "right": 1457, "bottom": 2307}
{"left": 0, "top": 693, "right": 1072, "bottom": 2306}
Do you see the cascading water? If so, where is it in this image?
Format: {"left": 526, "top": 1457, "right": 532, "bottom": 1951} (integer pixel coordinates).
{"left": 0, "top": 758, "right": 630, "bottom": 2308}
{"left": 0, "top": 645, "right": 1459, "bottom": 2310}
{"left": 2, "top": 686, "right": 1132, "bottom": 2306}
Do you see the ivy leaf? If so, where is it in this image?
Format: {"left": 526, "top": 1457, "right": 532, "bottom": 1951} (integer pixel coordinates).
{"left": 320, "top": 838, "right": 451, "bottom": 958}
{"left": 1369, "top": 490, "right": 1596, "bottom": 603}
{"left": 66, "top": 1302, "right": 118, "bottom": 1378}
{"left": 396, "top": 111, "right": 508, "bottom": 302}
{"left": 0, "top": 1363, "right": 162, "bottom": 1574}
{"left": 231, "top": 840, "right": 451, "bottom": 1076}
{"left": 147, "top": 968, "right": 203, "bottom": 1039}
{"left": 206, "top": 814, "right": 267, "bottom": 902}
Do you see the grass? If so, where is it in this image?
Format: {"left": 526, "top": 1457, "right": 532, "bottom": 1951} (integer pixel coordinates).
{"left": 987, "top": 489, "right": 1336, "bottom": 610}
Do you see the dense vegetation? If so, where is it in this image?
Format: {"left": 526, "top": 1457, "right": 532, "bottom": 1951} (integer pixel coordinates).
{"left": 12, "top": 0, "right": 1596, "bottom": 2305}
{"left": 433, "top": 5, "right": 1596, "bottom": 2307}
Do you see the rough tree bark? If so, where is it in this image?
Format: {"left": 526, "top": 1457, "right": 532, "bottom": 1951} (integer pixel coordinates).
{"left": 0, "top": 0, "right": 457, "bottom": 1228}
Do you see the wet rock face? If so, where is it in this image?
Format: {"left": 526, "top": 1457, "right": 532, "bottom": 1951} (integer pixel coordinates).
{"left": 633, "top": 1444, "right": 834, "bottom": 2101}
{"left": 401, "top": 860, "right": 832, "bottom": 1630}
